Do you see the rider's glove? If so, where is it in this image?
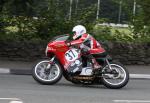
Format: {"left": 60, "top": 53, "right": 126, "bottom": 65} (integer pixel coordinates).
{"left": 67, "top": 43, "right": 71, "bottom": 47}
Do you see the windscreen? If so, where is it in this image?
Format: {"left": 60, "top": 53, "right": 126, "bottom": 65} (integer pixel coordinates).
{"left": 50, "top": 35, "right": 70, "bottom": 42}
{"left": 54, "top": 35, "right": 69, "bottom": 41}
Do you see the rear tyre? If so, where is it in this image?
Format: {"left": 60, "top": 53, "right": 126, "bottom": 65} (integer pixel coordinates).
{"left": 101, "top": 62, "right": 129, "bottom": 89}
{"left": 32, "top": 60, "right": 62, "bottom": 85}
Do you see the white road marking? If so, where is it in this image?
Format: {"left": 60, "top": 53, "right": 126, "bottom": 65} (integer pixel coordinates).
{"left": 130, "top": 74, "right": 150, "bottom": 79}
{"left": 10, "top": 101, "right": 23, "bottom": 103}
{"left": 0, "top": 98, "right": 23, "bottom": 103}
{"left": 0, "top": 98, "right": 20, "bottom": 100}
{"left": 0, "top": 68, "right": 10, "bottom": 74}
{"left": 113, "top": 100, "right": 150, "bottom": 103}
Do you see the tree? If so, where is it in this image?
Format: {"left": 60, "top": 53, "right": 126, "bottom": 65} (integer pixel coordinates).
{"left": 136, "top": 0, "right": 150, "bottom": 25}
{"left": 127, "top": 0, "right": 150, "bottom": 36}
{"left": 0, "top": 0, "right": 35, "bottom": 16}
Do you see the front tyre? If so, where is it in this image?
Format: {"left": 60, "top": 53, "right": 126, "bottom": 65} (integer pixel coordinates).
{"left": 32, "top": 60, "right": 62, "bottom": 85}
{"left": 101, "top": 62, "right": 129, "bottom": 89}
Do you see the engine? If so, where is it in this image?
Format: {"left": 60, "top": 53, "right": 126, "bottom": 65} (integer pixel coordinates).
{"left": 80, "top": 67, "right": 93, "bottom": 76}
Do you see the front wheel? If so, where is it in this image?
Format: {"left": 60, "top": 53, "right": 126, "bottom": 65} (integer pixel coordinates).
{"left": 101, "top": 62, "right": 129, "bottom": 89}
{"left": 32, "top": 60, "right": 62, "bottom": 85}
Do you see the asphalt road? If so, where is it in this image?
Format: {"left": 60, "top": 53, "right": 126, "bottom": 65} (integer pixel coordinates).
{"left": 0, "top": 74, "right": 150, "bottom": 103}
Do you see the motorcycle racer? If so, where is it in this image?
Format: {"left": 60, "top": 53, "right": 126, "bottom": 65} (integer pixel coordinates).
{"left": 67, "top": 25, "right": 106, "bottom": 69}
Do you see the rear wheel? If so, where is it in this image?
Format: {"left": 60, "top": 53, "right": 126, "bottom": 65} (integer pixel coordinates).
{"left": 32, "top": 60, "right": 62, "bottom": 85}
{"left": 101, "top": 62, "right": 129, "bottom": 89}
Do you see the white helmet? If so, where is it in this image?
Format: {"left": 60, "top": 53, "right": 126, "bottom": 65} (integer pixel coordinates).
{"left": 72, "top": 25, "right": 86, "bottom": 40}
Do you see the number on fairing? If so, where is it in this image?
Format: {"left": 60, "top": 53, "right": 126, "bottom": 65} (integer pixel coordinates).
{"left": 65, "top": 49, "right": 79, "bottom": 61}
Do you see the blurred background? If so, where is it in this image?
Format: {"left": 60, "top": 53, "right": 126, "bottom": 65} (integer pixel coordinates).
{"left": 0, "top": 0, "right": 150, "bottom": 42}
{"left": 0, "top": 0, "right": 150, "bottom": 64}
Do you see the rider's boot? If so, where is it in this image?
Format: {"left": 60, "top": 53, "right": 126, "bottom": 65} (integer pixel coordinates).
{"left": 92, "top": 58, "right": 101, "bottom": 69}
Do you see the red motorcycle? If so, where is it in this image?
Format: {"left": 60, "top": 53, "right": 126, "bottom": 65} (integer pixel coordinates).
{"left": 32, "top": 34, "right": 129, "bottom": 89}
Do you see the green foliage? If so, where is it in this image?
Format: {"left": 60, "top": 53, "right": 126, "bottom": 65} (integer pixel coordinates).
{"left": 0, "top": 14, "right": 76, "bottom": 41}
{"left": 0, "top": 0, "right": 150, "bottom": 43}
{"left": 120, "top": 0, "right": 150, "bottom": 40}
{"left": 137, "top": 0, "right": 150, "bottom": 25}
{"left": 0, "top": 15, "right": 38, "bottom": 40}
{"left": 112, "top": 28, "right": 135, "bottom": 42}
{"left": 0, "top": 0, "right": 35, "bottom": 16}
{"left": 93, "top": 25, "right": 112, "bottom": 41}
{"left": 94, "top": 25, "right": 143, "bottom": 42}
{"left": 0, "top": 0, "right": 97, "bottom": 41}
{"left": 93, "top": 25, "right": 150, "bottom": 43}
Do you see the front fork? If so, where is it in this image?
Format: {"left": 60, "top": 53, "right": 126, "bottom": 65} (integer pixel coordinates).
{"left": 45, "top": 56, "right": 55, "bottom": 70}
{"left": 94, "top": 58, "right": 112, "bottom": 76}
{"left": 105, "top": 58, "right": 112, "bottom": 70}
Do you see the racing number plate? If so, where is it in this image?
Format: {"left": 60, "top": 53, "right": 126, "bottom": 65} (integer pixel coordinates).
{"left": 65, "top": 48, "right": 79, "bottom": 62}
